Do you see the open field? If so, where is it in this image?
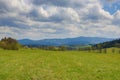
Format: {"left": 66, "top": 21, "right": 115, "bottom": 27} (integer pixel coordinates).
{"left": 0, "top": 48, "right": 120, "bottom": 80}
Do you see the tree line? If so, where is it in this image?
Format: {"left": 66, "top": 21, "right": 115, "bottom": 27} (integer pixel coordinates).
{"left": 93, "top": 39, "right": 120, "bottom": 49}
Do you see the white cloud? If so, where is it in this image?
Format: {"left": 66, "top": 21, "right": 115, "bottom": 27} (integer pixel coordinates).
{"left": 0, "top": 0, "right": 120, "bottom": 39}
{"left": 113, "top": 10, "right": 120, "bottom": 25}
{"left": 114, "top": 10, "right": 120, "bottom": 19}
{"left": 0, "top": 0, "right": 33, "bottom": 13}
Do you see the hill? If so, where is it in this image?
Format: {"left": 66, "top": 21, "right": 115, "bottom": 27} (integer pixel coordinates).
{"left": 93, "top": 39, "right": 120, "bottom": 48}
{"left": 18, "top": 37, "right": 113, "bottom": 47}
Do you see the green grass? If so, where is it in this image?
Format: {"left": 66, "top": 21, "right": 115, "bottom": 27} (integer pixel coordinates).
{"left": 0, "top": 48, "right": 120, "bottom": 80}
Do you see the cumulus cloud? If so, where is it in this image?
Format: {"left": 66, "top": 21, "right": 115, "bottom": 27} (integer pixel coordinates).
{"left": 0, "top": 0, "right": 120, "bottom": 39}
{"left": 113, "top": 10, "right": 120, "bottom": 25}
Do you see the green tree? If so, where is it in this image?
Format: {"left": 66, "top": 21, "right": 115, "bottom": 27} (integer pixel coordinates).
{"left": 103, "top": 48, "right": 107, "bottom": 54}
{"left": 118, "top": 50, "right": 120, "bottom": 54}
{"left": 0, "top": 37, "right": 21, "bottom": 50}
{"left": 59, "top": 46, "right": 67, "bottom": 51}
{"left": 112, "top": 48, "right": 115, "bottom": 53}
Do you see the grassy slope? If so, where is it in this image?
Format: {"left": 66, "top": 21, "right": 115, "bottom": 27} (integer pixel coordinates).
{"left": 0, "top": 48, "right": 120, "bottom": 80}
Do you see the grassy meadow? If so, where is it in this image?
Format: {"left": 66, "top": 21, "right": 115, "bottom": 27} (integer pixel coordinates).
{"left": 0, "top": 48, "right": 120, "bottom": 80}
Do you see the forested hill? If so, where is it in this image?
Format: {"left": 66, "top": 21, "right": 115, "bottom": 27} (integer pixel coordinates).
{"left": 18, "top": 37, "right": 113, "bottom": 46}
{"left": 93, "top": 39, "right": 120, "bottom": 48}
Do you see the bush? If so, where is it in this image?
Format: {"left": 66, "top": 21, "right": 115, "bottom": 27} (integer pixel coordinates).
{"left": 0, "top": 37, "right": 21, "bottom": 50}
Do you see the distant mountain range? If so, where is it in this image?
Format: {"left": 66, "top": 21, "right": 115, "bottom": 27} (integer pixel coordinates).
{"left": 18, "top": 36, "right": 114, "bottom": 47}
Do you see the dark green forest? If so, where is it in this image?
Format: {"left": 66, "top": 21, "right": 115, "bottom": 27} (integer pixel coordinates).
{"left": 93, "top": 39, "right": 120, "bottom": 49}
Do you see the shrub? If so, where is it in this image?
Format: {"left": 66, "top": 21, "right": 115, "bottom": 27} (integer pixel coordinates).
{"left": 0, "top": 37, "right": 21, "bottom": 50}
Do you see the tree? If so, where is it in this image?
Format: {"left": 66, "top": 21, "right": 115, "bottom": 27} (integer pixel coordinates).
{"left": 98, "top": 48, "right": 102, "bottom": 53}
{"left": 119, "top": 50, "right": 120, "bottom": 54}
{"left": 103, "top": 48, "right": 107, "bottom": 54}
{"left": 114, "top": 43, "right": 120, "bottom": 48}
{"left": 59, "top": 46, "right": 67, "bottom": 51}
{"left": 112, "top": 48, "right": 115, "bottom": 53}
{"left": 46, "top": 46, "right": 58, "bottom": 51}
{"left": 0, "top": 37, "right": 21, "bottom": 50}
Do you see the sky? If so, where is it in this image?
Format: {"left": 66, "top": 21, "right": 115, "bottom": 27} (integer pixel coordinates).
{"left": 0, "top": 0, "right": 120, "bottom": 40}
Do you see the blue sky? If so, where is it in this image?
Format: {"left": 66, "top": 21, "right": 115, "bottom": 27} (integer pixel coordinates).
{"left": 0, "top": 0, "right": 120, "bottom": 40}
{"left": 103, "top": 0, "right": 120, "bottom": 14}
